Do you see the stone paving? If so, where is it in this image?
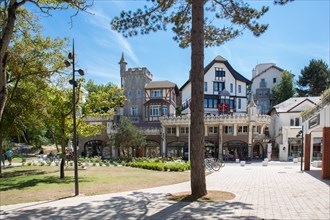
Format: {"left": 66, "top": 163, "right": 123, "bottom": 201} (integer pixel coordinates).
{"left": 1, "top": 161, "right": 329, "bottom": 219}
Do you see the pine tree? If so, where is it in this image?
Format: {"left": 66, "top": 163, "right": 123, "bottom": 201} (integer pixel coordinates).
{"left": 111, "top": 0, "right": 291, "bottom": 197}
{"left": 297, "top": 59, "right": 330, "bottom": 97}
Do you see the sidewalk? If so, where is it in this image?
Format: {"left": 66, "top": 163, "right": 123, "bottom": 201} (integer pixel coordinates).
{"left": 1, "top": 162, "right": 329, "bottom": 219}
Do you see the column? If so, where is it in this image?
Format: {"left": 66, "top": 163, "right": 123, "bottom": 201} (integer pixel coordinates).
{"left": 322, "top": 127, "right": 330, "bottom": 179}
{"left": 304, "top": 133, "right": 311, "bottom": 171}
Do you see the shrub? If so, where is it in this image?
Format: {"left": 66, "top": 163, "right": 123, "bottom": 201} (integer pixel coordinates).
{"left": 106, "top": 161, "right": 110, "bottom": 166}
{"left": 27, "top": 161, "right": 32, "bottom": 166}
{"left": 113, "top": 161, "right": 118, "bottom": 167}
{"left": 99, "top": 161, "right": 103, "bottom": 167}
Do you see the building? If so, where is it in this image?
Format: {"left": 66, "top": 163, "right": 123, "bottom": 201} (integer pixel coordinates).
{"left": 251, "top": 63, "right": 284, "bottom": 114}
{"left": 268, "top": 97, "right": 321, "bottom": 161}
{"left": 119, "top": 52, "right": 153, "bottom": 123}
{"left": 302, "top": 89, "right": 330, "bottom": 179}
{"left": 181, "top": 55, "right": 251, "bottom": 115}
{"left": 160, "top": 96, "right": 271, "bottom": 161}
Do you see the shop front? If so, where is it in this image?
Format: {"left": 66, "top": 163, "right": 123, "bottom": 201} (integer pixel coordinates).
{"left": 223, "top": 140, "right": 248, "bottom": 161}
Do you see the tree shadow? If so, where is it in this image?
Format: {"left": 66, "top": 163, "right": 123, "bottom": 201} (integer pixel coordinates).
{"left": 0, "top": 175, "right": 90, "bottom": 191}
{"left": 1, "top": 191, "right": 262, "bottom": 220}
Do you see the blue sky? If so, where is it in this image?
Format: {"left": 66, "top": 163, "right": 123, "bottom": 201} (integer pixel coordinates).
{"left": 30, "top": 0, "right": 329, "bottom": 88}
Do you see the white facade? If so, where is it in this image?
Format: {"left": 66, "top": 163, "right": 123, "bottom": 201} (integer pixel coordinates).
{"left": 268, "top": 97, "right": 321, "bottom": 161}
{"left": 181, "top": 55, "right": 250, "bottom": 115}
{"left": 251, "top": 63, "right": 284, "bottom": 114}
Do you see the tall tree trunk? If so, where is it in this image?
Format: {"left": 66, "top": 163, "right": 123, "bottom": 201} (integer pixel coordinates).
{"left": 0, "top": 1, "right": 19, "bottom": 124}
{"left": 190, "top": 0, "right": 207, "bottom": 197}
{"left": 60, "top": 116, "right": 66, "bottom": 178}
{"left": 0, "top": 131, "right": 3, "bottom": 177}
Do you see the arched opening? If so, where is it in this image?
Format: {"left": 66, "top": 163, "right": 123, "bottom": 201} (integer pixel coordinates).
{"left": 84, "top": 140, "right": 105, "bottom": 158}
{"left": 205, "top": 141, "right": 219, "bottom": 158}
{"left": 252, "top": 143, "right": 265, "bottom": 160}
{"left": 145, "top": 140, "right": 161, "bottom": 157}
{"left": 223, "top": 140, "right": 248, "bottom": 161}
{"left": 167, "top": 141, "right": 188, "bottom": 160}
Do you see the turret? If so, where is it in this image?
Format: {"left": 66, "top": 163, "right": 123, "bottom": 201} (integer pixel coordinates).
{"left": 248, "top": 92, "right": 257, "bottom": 121}
{"left": 119, "top": 52, "right": 127, "bottom": 87}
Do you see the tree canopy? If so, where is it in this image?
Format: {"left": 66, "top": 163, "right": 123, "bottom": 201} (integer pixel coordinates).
{"left": 297, "top": 59, "right": 330, "bottom": 97}
{"left": 272, "top": 70, "right": 295, "bottom": 105}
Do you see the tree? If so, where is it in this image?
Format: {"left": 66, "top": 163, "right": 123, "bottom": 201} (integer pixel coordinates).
{"left": 113, "top": 117, "right": 146, "bottom": 157}
{"left": 272, "top": 70, "right": 295, "bottom": 105}
{"left": 0, "top": 15, "right": 69, "bottom": 176}
{"left": 111, "top": 0, "right": 291, "bottom": 197}
{"left": 0, "top": 0, "right": 92, "bottom": 125}
{"left": 297, "top": 59, "right": 330, "bottom": 97}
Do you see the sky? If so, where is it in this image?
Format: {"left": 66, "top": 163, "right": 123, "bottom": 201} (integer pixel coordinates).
{"left": 29, "top": 0, "right": 329, "bottom": 89}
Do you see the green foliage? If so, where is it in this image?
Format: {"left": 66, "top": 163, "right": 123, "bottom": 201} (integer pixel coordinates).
{"left": 297, "top": 59, "right": 330, "bottom": 97}
{"left": 128, "top": 160, "right": 190, "bottom": 172}
{"left": 113, "top": 117, "right": 146, "bottom": 157}
{"left": 111, "top": 0, "right": 270, "bottom": 48}
{"left": 106, "top": 161, "right": 110, "bottom": 167}
{"left": 272, "top": 70, "right": 295, "bottom": 105}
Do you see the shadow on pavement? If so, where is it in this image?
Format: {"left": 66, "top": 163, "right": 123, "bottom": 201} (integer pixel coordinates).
{"left": 1, "top": 191, "right": 261, "bottom": 219}
{"left": 304, "top": 169, "right": 330, "bottom": 186}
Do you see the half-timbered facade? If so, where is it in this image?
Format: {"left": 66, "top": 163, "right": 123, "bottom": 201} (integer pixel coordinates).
{"left": 144, "top": 81, "right": 179, "bottom": 122}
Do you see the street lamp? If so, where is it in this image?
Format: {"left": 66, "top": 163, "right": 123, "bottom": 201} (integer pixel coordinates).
{"left": 65, "top": 39, "right": 84, "bottom": 196}
{"left": 296, "top": 127, "right": 304, "bottom": 172}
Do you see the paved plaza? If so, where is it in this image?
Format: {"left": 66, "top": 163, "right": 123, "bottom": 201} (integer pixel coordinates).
{"left": 1, "top": 161, "right": 329, "bottom": 219}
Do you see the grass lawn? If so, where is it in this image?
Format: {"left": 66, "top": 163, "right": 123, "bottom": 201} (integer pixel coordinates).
{"left": 0, "top": 165, "right": 191, "bottom": 206}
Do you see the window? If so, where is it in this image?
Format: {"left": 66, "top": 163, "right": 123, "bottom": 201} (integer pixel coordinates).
{"left": 167, "top": 127, "right": 176, "bottom": 134}
{"left": 204, "top": 82, "right": 208, "bottom": 92}
{"left": 137, "top": 90, "right": 142, "bottom": 98}
{"left": 128, "top": 90, "right": 132, "bottom": 98}
{"left": 290, "top": 119, "right": 294, "bottom": 126}
{"left": 151, "top": 105, "right": 160, "bottom": 116}
{"left": 273, "top": 78, "right": 277, "bottom": 83}
{"left": 204, "top": 99, "right": 208, "bottom": 108}
{"left": 230, "top": 83, "right": 233, "bottom": 93}
{"left": 213, "top": 99, "right": 218, "bottom": 108}
{"left": 238, "top": 126, "right": 248, "bottom": 133}
{"left": 215, "top": 67, "right": 225, "bottom": 80}
{"left": 238, "top": 85, "right": 241, "bottom": 93}
{"left": 162, "top": 106, "right": 168, "bottom": 116}
{"left": 295, "top": 118, "right": 300, "bottom": 126}
{"left": 208, "top": 127, "right": 218, "bottom": 134}
{"left": 238, "top": 98, "right": 241, "bottom": 109}
{"left": 224, "top": 126, "right": 233, "bottom": 134}
{"left": 131, "top": 107, "right": 138, "bottom": 116}
{"left": 180, "top": 127, "right": 189, "bottom": 134}
{"left": 260, "top": 78, "right": 266, "bottom": 87}
{"left": 151, "top": 90, "right": 162, "bottom": 97}
{"left": 208, "top": 99, "right": 213, "bottom": 108}
{"left": 213, "top": 82, "right": 224, "bottom": 92}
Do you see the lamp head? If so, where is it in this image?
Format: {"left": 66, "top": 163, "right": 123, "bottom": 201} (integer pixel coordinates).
{"left": 64, "top": 60, "right": 71, "bottom": 67}
{"left": 77, "top": 69, "right": 84, "bottom": 76}
{"left": 68, "top": 52, "right": 73, "bottom": 60}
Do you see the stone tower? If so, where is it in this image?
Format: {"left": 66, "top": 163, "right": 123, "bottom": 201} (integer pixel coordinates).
{"left": 119, "top": 52, "right": 153, "bottom": 123}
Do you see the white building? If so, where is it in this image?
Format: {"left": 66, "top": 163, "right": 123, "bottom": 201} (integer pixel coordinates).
{"left": 181, "top": 55, "right": 251, "bottom": 115}
{"left": 251, "top": 63, "right": 284, "bottom": 114}
{"left": 268, "top": 97, "right": 321, "bottom": 161}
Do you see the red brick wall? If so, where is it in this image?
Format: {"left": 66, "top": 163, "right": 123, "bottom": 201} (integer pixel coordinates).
{"left": 304, "top": 133, "right": 311, "bottom": 171}
{"left": 322, "top": 127, "right": 330, "bottom": 179}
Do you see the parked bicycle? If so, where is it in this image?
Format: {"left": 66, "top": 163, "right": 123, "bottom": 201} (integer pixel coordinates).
{"left": 205, "top": 157, "right": 225, "bottom": 171}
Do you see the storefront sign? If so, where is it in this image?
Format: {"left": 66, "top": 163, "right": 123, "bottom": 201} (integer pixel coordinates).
{"left": 309, "top": 114, "right": 320, "bottom": 129}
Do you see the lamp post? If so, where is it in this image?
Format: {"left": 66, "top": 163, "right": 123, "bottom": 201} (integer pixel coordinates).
{"left": 65, "top": 39, "right": 84, "bottom": 196}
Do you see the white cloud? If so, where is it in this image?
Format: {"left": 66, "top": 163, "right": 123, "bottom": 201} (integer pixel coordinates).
{"left": 84, "top": 6, "right": 141, "bottom": 66}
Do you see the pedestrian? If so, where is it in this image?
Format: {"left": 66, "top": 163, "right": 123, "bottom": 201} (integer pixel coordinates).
{"left": 1, "top": 149, "right": 6, "bottom": 167}
{"left": 6, "top": 148, "right": 13, "bottom": 166}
